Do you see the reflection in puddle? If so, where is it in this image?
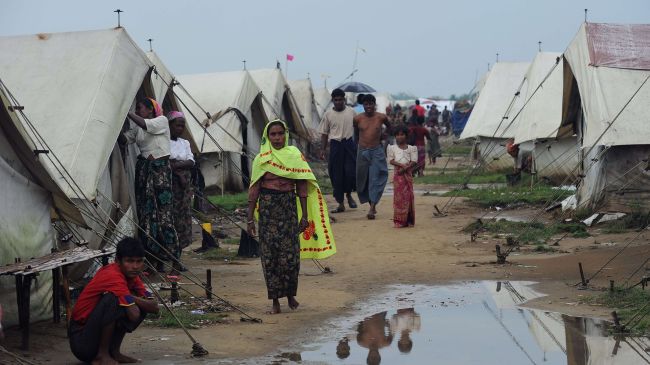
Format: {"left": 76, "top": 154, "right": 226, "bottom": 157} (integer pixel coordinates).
{"left": 300, "top": 281, "right": 650, "bottom": 365}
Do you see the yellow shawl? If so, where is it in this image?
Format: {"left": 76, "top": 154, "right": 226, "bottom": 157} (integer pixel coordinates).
{"left": 250, "top": 120, "right": 336, "bottom": 260}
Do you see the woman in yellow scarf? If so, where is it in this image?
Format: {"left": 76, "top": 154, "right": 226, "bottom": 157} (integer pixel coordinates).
{"left": 247, "top": 120, "right": 336, "bottom": 314}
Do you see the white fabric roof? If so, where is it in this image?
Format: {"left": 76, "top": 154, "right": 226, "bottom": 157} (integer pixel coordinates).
{"left": 289, "top": 79, "right": 321, "bottom": 130}
{"left": 373, "top": 92, "right": 394, "bottom": 114}
{"left": 176, "top": 70, "right": 262, "bottom": 154}
{"left": 512, "top": 52, "right": 563, "bottom": 144}
{"left": 460, "top": 62, "right": 529, "bottom": 139}
{"left": 313, "top": 87, "right": 332, "bottom": 117}
{"left": 249, "top": 68, "right": 285, "bottom": 120}
{"left": 146, "top": 51, "right": 173, "bottom": 105}
{"left": 564, "top": 23, "right": 650, "bottom": 147}
{"left": 0, "top": 28, "right": 152, "bottom": 199}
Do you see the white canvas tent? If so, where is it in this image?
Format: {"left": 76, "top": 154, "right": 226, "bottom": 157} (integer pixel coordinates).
{"left": 0, "top": 28, "right": 154, "bottom": 281}
{"left": 563, "top": 23, "right": 650, "bottom": 211}
{"left": 512, "top": 52, "right": 579, "bottom": 181}
{"left": 0, "top": 86, "right": 57, "bottom": 326}
{"left": 176, "top": 70, "right": 267, "bottom": 192}
{"left": 289, "top": 79, "right": 321, "bottom": 133}
{"left": 249, "top": 68, "right": 311, "bottom": 148}
{"left": 314, "top": 87, "right": 332, "bottom": 118}
{"left": 460, "top": 62, "right": 529, "bottom": 170}
{"left": 373, "top": 92, "right": 395, "bottom": 115}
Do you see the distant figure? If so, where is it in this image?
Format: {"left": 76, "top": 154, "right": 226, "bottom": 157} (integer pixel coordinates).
{"left": 414, "top": 99, "right": 426, "bottom": 124}
{"left": 426, "top": 121, "right": 442, "bottom": 165}
{"left": 69, "top": 237, "right": 159, "bottom": 365}
{"left": 319, "top": 88, "right": 358, "bottom": 213}
{"left": 387, "top": 125, "right": 417, "bottom": 228}
{"left": 441, "top": 105, "right": 452, "bottom": 135}
{"left": 407, "top": 109, "right": 432, "bottom": 176}
{"left": 427, "top": 104, "right": 439, "bottom": 127}
{"left": 354, "top": 94, "right": 391, "bottom": 220}
{"left": 357, "top": 312, "right": 394, "bottom": 365}
{"left": 354, "top": 93, "right": 366, "bottom": 114}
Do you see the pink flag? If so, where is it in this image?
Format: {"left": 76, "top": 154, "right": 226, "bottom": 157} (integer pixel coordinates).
{"left": 286, "top": 54, "right": 294, "bottom": 61}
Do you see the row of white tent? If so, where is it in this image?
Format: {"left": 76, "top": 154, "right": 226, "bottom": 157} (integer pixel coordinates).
{"left": 460, "top": 22, "right": 650, "bottom": 213}
{"left": 0, "top": 27, "right": 337, "bottom": 326}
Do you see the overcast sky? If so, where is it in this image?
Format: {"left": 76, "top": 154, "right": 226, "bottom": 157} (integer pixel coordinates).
{"left": 2, "top": 0, "right": 649, "bottom": 97}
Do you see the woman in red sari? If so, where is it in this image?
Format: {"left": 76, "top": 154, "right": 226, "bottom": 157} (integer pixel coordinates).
{"left": 387, "top": 125, "right": 418, "bottom": 228}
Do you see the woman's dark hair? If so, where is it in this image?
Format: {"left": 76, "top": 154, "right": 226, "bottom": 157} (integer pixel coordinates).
{"left": 137, "top": 98, "right": 155, "bottom": 112}
{"left": 116, "top": 237, "right": 145, "bottom": 260}
{"left": 267, "top": 120, "right": 286, "bottom": 136}
{"left": 393, "top": 124, "right": 409, "bottom": 136}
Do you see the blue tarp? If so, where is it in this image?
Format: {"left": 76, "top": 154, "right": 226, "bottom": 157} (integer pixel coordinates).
{"left": 451, "top": 109, "right": 472, "bottom": 137}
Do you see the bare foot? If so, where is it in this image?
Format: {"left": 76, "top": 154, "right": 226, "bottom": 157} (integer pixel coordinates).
{"left": 269, "top": 300, "right": 281, "bottom": 314}
{"left": 111, "top": 352, "right": 139, "bottom": 363}
{"left": 92, "top": 355, "right": 119, "bottom": 365}
{"left": 288, "top": 296, "right": 300, "bottom": 310}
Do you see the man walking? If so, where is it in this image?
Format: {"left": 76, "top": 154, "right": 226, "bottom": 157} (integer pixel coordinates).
{"left": 320, "top": 88, "right": 358, "bottom": 213}
{"left": 354, "top": 94, "right": 391, "bottom": 220}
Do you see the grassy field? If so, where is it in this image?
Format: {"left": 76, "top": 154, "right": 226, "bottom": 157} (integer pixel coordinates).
{"left": 444, "top": 184, "right": 572, "bottom": 207}
{"left": 581, "top": 288, "right": 650, "bottom": 335}
{"left": 201, "top": 247, "right": 239, "bottom": 261}
{"left": 415, "top": 169, "right": 507, "bottom": 185}
{"left": 443, "top": 144, "right": 473, "bottom": 156}
{"left": 463, "top": 220, "right": 589, "bottom": 244}
{"left": 207, "top": 192, "right": 248, "bottom": 211}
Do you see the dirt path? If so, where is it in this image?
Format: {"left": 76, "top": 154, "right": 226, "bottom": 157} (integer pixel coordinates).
{"left": 4, "top": 181, "right": 650, "bottom": 364}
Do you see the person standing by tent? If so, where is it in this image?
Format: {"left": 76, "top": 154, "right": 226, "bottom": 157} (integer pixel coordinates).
{"left": 123, "top": 98, "right": 178, "bottom": 273}
{"left": 426, "top": 121, "right": 442, "bottom": 165}
{"left": 320, "top": 88, "right": 358, "bottom": 213}
{"left": 354, "top": 94, "right": 390, "bottom": 220}
{"left": 68, "top": 237, "right": 159, "bottom": 365}
{"left": 248, "top": 120, "right": 336, "bottom": 314}
{"left": 354, "top": 94, "right": 366, "bottom": 113}
{"left": 168, "top": 111, "right": 194, "bottom": 268}
{"left": 414, "top": 99, "right": 426, "bottom": 124}
{"left": 441, "top": 106, "right": 452, "bottom": 135}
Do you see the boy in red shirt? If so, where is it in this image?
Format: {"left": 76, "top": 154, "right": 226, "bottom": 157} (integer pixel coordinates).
{"left": 69, "top": 237, "right": 159, "bottom": 364}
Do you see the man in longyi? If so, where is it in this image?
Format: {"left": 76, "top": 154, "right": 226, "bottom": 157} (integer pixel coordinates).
{"left": 354, "top": 94, "right": 391, "bottom": 220}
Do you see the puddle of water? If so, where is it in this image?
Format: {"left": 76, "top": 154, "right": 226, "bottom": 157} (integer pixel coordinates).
{"left": 292, "top": 281, "right": 650, "bottom": 365}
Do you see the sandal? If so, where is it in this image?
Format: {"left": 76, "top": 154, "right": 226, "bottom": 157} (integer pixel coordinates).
{"left": 330, "top": 206, "right": 345, "bottom": 214}
{"left": 367, "top": 213, "right": 376, "bottom": 220}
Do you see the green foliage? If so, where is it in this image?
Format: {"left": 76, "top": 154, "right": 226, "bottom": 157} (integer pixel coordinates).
{"left": 201, "top": 247, "right": 239, "bottom": 261}
{"left": 207, "top": 192, "right": 248, "bottom": 211}
{"left": 443, "top": 145, "right": 473, "bottom": 156}
{"left": 464, "top": 220, "right": 589, "bottom": 244}
{"left": 148, "top": 307, "right": 229, "bottom": 328}
{"left": 444, "top": 184, "right": 572, "bottom": 207}
{"left": 602, "top": 210, "right": 650, "bottom": 234}
{"left": 415, "top": 170, "right": 506, "bottom": 185}
{"left": 581, "top": 288, "right": 650, "bottom": 334}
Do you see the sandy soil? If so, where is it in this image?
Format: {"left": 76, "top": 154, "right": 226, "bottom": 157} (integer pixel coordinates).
{"left": 3, "top": 170, "right": 649, "bottom": 364}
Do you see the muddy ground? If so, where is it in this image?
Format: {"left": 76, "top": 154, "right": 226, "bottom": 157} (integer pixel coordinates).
{"left": 2, "top": 158, "right": 649, "bottom": 364}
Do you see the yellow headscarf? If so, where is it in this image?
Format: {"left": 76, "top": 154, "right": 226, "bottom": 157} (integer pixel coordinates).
{"left": 250, "top": 120, "right": 336, "bottom": 260}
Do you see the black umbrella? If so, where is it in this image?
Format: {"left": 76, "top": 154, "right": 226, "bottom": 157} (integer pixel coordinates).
{"left": 336, "top": 81, "right": 376, "bottom": 93}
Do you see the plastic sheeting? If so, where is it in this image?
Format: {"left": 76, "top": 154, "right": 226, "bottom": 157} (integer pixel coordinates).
{"left": 512, "top": 52, "right": 564, "bottom": 144}
{"left": 0, "top": 29, "right": 152, "bottom": 200}
{"left": 586, "top": 23, "right": 650, "bottom": 70}
{"left": 564, "top": 23, "right": 650, "bottom": 147}
{"left": 0, "top": 125, "right": 54, "bottom": 326}
{"left": 460, "top": 62, "right": 529, "bottom": 139}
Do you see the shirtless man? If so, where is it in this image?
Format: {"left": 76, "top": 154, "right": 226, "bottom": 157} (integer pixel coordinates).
{"left": 353, "top": 94, "right": 391, "bottom": 219}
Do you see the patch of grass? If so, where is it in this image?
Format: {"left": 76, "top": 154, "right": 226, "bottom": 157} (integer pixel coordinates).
{"left": 207, "top": 192, "right": 248, "bottom": 211}
{"left": 443, "top": 145, "right": 473, "bottom": 156}
{"left": 445, "top": 184, "right": 572, "bottom": 207}
{"left": 148, "top": 307, "right": 229, "bottom": 328}
{"left": 222, "top": 237, "right": 240, "bottom": 245}
{"left": 602, "top": 210, "right": 650, "bottom": 234}
{"left": 581, "top": 288, "right": 650, "bottom": 334}
{"left": 534, "top": 244, "right": 555, "bottom": 253}
{"left": 464, "top": 220, "right": 589, "bottom": 244}
{"left": 415, "top": 170, "right": 507, "bottom": 185}
{"left": 201, "top": 247, "right": 238, "bottom": 261}
{"left": 573, "top": 207, "right": 593, "bottom": 221}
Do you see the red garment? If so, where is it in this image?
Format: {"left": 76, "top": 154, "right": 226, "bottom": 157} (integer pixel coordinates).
{"left": 408, "top": 125, "right": 429, "bottom": 146}
{"left": 71, "top": 263, "right": 149, "bottom": 324}
{"left": 393, "top": 171, "right": 415, "bottom": 227}
{"left": 248, "top": 172, "right": 308, "bottom": 203}
{"left": 414, "top": 105, "right": 426, "bottom": 117}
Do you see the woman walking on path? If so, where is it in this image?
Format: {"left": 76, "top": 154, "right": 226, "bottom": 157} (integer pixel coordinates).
{"left": 168, "top": 111, "right": 195, "bottom": 266}
{"left": 387, "top": 125, "right": 417, "bottom": 228}
{"left": 247, "top": 120, "right": 336, "bottom": 314}
{"left": 123, "top": 98, "right": 179, "bottom": 273}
